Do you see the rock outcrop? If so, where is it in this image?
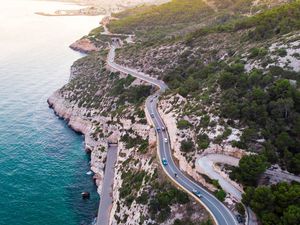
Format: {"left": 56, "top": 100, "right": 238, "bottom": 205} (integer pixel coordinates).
{"left": 70, "top": 38, "right": 100, "bottom": 54}
{"left": 48, "top": 90, "right": 107, "bottom": 190}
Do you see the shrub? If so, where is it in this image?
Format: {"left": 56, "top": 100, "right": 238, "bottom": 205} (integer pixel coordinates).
{"left": 136, "top": 192, "right": 148, "bottom": 205}
{"left": 177, "top": 119, "right": 192, "bottom": 129}
{"left": 242, "top": 182, "right": 300, "bottom": 225}
{"left": 236, "top": 202, "right": 245, "bottom": 216}
{"left": 200, "top": 115, "right": 210, "bottom": 127}
{"left": 197, "top": 133, "right": 210, "bottom": 149}
{"left": 230, "top": 154, "right": 269, "bottom": 186}
{"left": 249, "top": 47, "right": 268, "bottom": 59}
{"left": 180, "top": 139, "right": 195, "bottom": 153}
{"left": 138, "top": 140, "right": 149, "bottom": 154}
{"left": 277, "top": 48, "right": 287, "bottom": 57}
{"left": 215, "top": 189, "right": 226, "bottom": 202}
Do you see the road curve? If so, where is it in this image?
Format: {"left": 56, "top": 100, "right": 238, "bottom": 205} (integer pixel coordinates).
{"left": 197, "top": 154, "right": 242, "bottom": 201}
{"left": 107, "top": 45, "right": 238, "bottom": 225}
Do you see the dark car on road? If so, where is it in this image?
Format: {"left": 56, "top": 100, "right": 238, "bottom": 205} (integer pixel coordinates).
{"left": 236, "top": 215, "right": 244, "bottom": 223}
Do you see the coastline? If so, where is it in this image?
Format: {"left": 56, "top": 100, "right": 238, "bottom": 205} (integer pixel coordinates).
{"left": 45, "top": 9, "right": 213, "bottom": 225}
{"left": 47, "top": 90, "right": 107, "bottom": 192}
{"left": 46, "top": 13, "right": 110, "bottom": 196}
{"left": 0, "top": 0, "right": 109, "bottom": 223}
{"left": 45, "top": 11, "right": 111, "bottom": 222}
{"left": 46, "top": 51, "right": 121, "bottom": 223}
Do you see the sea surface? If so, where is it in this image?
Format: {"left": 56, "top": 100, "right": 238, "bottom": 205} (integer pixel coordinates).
{"left": 0, "top": 1, "right": 102, "bottom": 224}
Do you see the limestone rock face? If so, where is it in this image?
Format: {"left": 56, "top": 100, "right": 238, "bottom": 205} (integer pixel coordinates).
{"left": 48, "top": 91, "right": 92, "bottom": 134}
{"left": 47, "top": 91, "right": 108, "bottom": 192}
{"left": 69, "top": 38, "right": 100, "bottom": 54}
{"left": 158, "top": 103, "right": 216, "bottom": 192}
{"left": 157, "top": 95, "right": 249, "bottom": 193}
{"left": 201, "top": 144, "right": 248, "bottom": 159}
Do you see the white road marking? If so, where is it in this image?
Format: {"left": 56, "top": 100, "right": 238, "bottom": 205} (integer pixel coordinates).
{"left": 108, "top": 47, "right": 238, "bottom": 225}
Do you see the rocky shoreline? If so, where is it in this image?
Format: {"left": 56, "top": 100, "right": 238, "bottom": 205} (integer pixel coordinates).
{"left": 47, "top": 90, "right": 106, "bottom": 191}
{"left": 69, "top": 38, "right": 100, "bottom": 54}
{"left": 47, "top": 51, "right": 211, "bottom": 224}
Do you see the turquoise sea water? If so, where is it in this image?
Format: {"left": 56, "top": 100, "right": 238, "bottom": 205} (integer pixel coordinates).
{"left": 0, "top": 1, "right": 101, "bottom": 224}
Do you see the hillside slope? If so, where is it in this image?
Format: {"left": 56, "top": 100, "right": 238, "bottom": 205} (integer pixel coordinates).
{"left": 60, "top": 0, "right": 300, "bottom": 224}
{"left": 107, "top": 0, "right": 293, "bottom": 40}
{"left": 104, "top": 1, "right": 300, "bottom": 224}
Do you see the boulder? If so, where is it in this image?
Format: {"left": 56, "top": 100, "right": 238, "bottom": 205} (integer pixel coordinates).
{"left": 81, "top": 191, "right": 90, "bottom": 199}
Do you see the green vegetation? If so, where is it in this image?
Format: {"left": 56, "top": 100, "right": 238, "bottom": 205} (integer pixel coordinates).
{"left": 214, "top": 189, "right": 227, "bottom": 202}
{"left": 199, "top": 173, "right": 227, "bottom": 202}
{"left": 180, "top": 139, "right": 195, "bottom": 153}
{"left": 110, "top": 75, "right": 136, "bottom": 96}
{"left": 136, "top": 191, "right": 148, "bottom": 205}
{"left": 120, "top": 170, "right": 148, "bottom": 206}
{"left": 234, "top": 1, "right": 300, "bottom": 40}
{"left": 110, "top": 75, "right": 152, "bottom": 106}
{"left": 235, "top": 202, "right": 245, "bottom": 216}
{"left": 88, "top": 26, "right": 104, "bottom": 36}
{"left": 242, "top": 182, "right": 300, "bottom": 225}
{"left": 121, "top": 85, "right": 151, "bottom": 104}
{"left": 168, "top": 60, "right": 300, "bottom": 174}
{"left": 135, "top": 108, "right": 146, "bottom": 118}
{"left": 177, "top": 119, "right": 192, "bottom": 129}
{"left": 109, "top": 0, "right": 300, "bottom": 43}
{"left": 249, "top": 47, "right": 268, "bottom": 59}
{"left": 75, "top": 1, "right": 300, "bottom": 223}
{"left": 149, "top": 184, "right": 190, "bottom": 222}
{"left": 214, "top": 128, "right": 232, "bottom": 144}
{"left": 197, "top": 133, "right": 210, "bottom": 149}
{"left": 138, "top": 139, "right": 149, "bottom": 154}
{"left": 230, "top": 155, "right": 269, "bottom": 186}
{"left": 200, "top": 115, "right": 210, "bottom": 128}
{"left": 109, "top": 0, "right": 212, "bottom": 40}
{"left": 61, "top": 54, "right": 106, "bottom": 109}
{"left": 277, "top": 48, "right": 288, "bottom": 57}
{"left": 211, "top": 179, "right": 221, "bottom": 189}
{"left": 217, "top": 65, "right": 300, "bottom": 174}
{"left": 120, "top": 133, "right": 148, "bottom": 151}
{"left": 187, "top": 0, "right": 300, "bottom": 42}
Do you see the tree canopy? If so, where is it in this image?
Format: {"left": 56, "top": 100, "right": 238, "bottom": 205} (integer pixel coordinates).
{"left": 242, "top": 182, "right": 300, "bottom": 225}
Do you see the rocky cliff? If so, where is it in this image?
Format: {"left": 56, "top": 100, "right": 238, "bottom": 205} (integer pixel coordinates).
{"left": 48, "top": 52, "right": 210, "bottom": 224}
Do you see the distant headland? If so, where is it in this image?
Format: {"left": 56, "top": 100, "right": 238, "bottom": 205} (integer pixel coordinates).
{"left": 35, "top": 6, "right": 106, "bottom": 16}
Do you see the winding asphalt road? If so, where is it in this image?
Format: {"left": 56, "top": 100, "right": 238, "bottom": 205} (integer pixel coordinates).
{"left": 107, "top": 45, "right": 238, "bottom": 225}
{"left": 197, "top": 154, "right": 242, "bottom": 201}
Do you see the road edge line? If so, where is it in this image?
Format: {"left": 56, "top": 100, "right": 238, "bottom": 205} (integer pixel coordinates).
{"left": 144, "top": 103, "right": 219, "bottom": 225}
{"left": 107, "top": 49, "right": 219, "bottom": 225}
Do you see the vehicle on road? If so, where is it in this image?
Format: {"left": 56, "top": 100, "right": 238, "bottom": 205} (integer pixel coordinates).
{"left": 162, "top": 158, "right": 168, "bottom": 166}
{"left": 174, "top": 173, "right": 178, "bottom": 178}
{"left": 161, "top": 127, "right": 165, "bottom": 131}
{"left": 192, "top": 189, "right": 203, "bottom": 198}
{"left": 108, "top": 47, "right": 240, "bottom": 225}
{"left": 236, "top": 215, "right": 244, "bottom": 223}
{"left": 156, "top": 127, "right": 161, "bottom": 133}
